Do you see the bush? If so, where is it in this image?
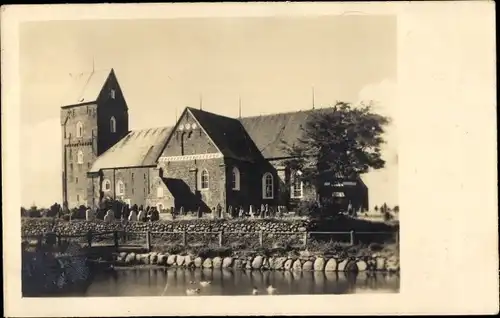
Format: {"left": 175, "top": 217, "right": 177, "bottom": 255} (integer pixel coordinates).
{"left": 191, "top": 245, "right": 233, "bottom": 258}
{"left": 27, "top": 205, "right": 41, "bottom": 218}
{"left": 164, "top": 244, "right": 185, "bottom": 255}
{"left": 70, "top": 205, "right": 87, "bottom": 220}
{"left": 46, "top": 203, "right": 61, "bottom": 218}
{"left": 383, "top": 211, "right": 393, "bottom": 222}
{"left": 296, "top": 199, "right": 320, "bottom": 217}
{"left": 368, "top": 242, "right": 384, "bottom": 252}
{"left": 230, "top": 241, "right": 247, "bottom": 250}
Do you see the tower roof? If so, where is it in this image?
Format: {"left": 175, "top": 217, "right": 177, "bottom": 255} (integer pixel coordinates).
{"left": 60, "top": 68, "right": 113, "bottom": 107}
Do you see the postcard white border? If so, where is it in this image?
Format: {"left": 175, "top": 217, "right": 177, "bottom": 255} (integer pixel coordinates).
{"left": 2, "top": 2, "right": 498, "bottom": 316}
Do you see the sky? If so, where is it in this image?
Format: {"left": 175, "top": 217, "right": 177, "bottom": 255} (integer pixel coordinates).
{"left": 20, "top": 16, "right": 398, "bottom": 208}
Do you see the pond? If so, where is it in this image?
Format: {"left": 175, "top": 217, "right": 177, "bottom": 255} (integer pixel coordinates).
{"left": 54, "top": 268, "right": 399, "bottom": 297}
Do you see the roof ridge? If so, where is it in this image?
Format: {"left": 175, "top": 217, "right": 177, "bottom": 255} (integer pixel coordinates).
{"left": 130, "top": 125, "right": 172, "bottom": 132}
{"left": 187, "top": 107, "right": 241, "bottom": 122}
{"left": 239, "top": 108, "right": 319, "bottom": 120}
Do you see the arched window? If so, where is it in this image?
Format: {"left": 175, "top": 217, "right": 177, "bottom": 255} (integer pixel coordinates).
{"left": 77, "top": 150, "right": 84, "bottom": 164}
{"left": 110, "top": 116, "right": 116, "bottom": 133}
{"left": 290, "top": 171, "right": 304, "bottom": 198}
{"left": 157, "top": 187, "right": 164, "bottom": 198}
{"left": 76, "top": 121, "right": 83, "bottom": 138}
{"left": 116, "top": 180, "right": 125, "bottom": 196}
{"left": 231, "top": 166, "right": 240, "bottom": 190}
{"left": 200, "top": 169, "right": 209, "bottom": 190}
{"left": 262, "top": 173, "right": 274, "bottom": 199}
{"left": 102, "top": 179, "right": 111, "bottom": 192}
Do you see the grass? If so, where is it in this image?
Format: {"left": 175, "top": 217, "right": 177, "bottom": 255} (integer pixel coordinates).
{"left": 150, "top": 239, "right": 398, "bottom": 260}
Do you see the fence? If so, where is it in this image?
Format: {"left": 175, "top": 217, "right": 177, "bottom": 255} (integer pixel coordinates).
{"left": 23, "top": 229, "right": 398, "bottom": 252}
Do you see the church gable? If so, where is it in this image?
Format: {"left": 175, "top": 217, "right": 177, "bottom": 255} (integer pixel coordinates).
{"left": 160, "top": 108, "right": 220, "bottom": 158}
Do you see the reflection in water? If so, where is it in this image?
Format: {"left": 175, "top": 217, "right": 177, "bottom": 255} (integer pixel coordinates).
{"left": 75, "top": 268, "right": 399, "bottom": 297}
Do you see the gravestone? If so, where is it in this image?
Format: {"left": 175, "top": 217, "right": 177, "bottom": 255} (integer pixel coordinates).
{"left": 104, "top": 211, "right": 113, "bottom": 223}
{"left": 85, "top": 209, "right": 94, "bottom": 221}
{"left": 137, "top": 210, "right": 145, "bottom": 222}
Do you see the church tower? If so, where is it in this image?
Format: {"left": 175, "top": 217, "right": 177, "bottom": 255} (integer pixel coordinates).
{"left": 60, "top": 68, "right": 129, "bottom": 209}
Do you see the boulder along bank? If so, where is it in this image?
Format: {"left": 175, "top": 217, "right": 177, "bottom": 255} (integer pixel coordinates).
{"left": 114, "top": 252, "right": 400, "bottom": 273}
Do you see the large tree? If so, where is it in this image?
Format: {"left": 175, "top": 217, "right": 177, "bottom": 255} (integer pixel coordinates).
{"left": 283, "top": 101, "right": 390, "bottom": 191}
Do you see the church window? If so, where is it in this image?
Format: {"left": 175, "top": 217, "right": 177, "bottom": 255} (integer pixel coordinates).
{"left": 200, "top": 169, "right": 209, "bottom": 190}
{"left": 110, "top": 116, "right": 117, "bottom": 133}
{"left": 231, "top": 167, "right": 240, "bottom": 190}
{"left": 69, "top": 163, "right": 73, "bottom": 170}
{"left": 77, "top": 194, "right": 80, "bottom": 202}
{"left": 290, "top": 171, "right": 304, "bottom": 199}
{"left": 102, "top": 179, "right": 111, "bottom": 192}
{"left": 157, "top": 187, "right": 164, "bottom": 198}
{"left": 110, "top": 89, "right": 116, "bottom": 99}
{"left": 76, "top": 177, "right": 79, "bottom": 184}
{"left": 116, "top": 180, "right": 125, "bottom": 196}
{"left": 77, "top": 150, "right": 84, "bottom": 164}
{"left": 69, "top": 149, "right": 72, "bottom": 159}
{"left": 76, "top": 122, "right": 84, "bottom": 138}
{"left": 262, "top": 173, "right": 274, "bottom": 199}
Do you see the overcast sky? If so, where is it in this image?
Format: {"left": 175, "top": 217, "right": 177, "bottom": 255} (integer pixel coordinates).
{"left": 20, "top": 16, "right": 398, "bottom": 208}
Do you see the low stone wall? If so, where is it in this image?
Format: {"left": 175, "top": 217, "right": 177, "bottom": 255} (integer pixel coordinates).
{"left": 21, "top": 216, "right": 396, "bottom": 237}
{"left": 21, "top": 218, "right": 313, "bottom": 236}
{"left": 114, "top": 251, "right": 400, "bottom": 273}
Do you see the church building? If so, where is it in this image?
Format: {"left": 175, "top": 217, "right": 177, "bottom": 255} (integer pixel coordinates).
{"left": 60, "top": 68, "right": 369, "bottom": 214}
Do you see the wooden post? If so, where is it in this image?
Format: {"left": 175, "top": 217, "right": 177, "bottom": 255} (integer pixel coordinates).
{"left": 303, "top": 232, "right": 308, "bottom": 248}
{"left": 87, "top": 230, "right": 93, "bottom": 248}
{"left": 259, "top": 231, "right": 263, "bottom": 247}
{"left": 218, "top": 231, "right": 223, "bottom": 247}
{"left": 122, "top": 230, "right": 127, "bottom": 244}
{"left": 36, "top": 234, "right": 43, "bottom": 250}
{"left": 350, "top": 230, "right": 355, "bottom": 246}
{"left": 113, "top": 231, "right": 119, "bottom": 250}
{"left": 182, "top": 230, "right": 187, "bottom": 247}
{"left": 146, "top": 230, "right": 151, "bottom": 251}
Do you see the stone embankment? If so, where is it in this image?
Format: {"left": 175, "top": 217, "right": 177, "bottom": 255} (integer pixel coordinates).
{"left": 114, "top": 251, "right": 400, "bottom": 273}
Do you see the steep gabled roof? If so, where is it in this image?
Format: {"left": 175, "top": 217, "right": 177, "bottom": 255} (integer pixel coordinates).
{"left": 89, "top": 126, "right": 172, "bottom": 172}
{"left": 239, "top": 108, "right": 335, "bottom": 159}
{"left": 60, "top": 68, "right": 113, "bottom": 107}
{"left": 187, "top": 107, "right": 264, "bottom": 162}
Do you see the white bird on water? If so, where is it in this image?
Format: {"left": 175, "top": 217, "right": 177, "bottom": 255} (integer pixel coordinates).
{"left": 252, "top": 287, "right": 259, "bottom": 295}
{"left": 267, "top": 285, "right": 277, "bottom": 295}
{"left": 200, "top": 281, "right": 211, "bottom": 287}
{"left": 186, "top": 288, "right": 201, "bottom": 296}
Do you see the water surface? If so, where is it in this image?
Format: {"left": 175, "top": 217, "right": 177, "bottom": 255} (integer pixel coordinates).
{"left": 67, "top": 268, "right": 399, "bottom": 296}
